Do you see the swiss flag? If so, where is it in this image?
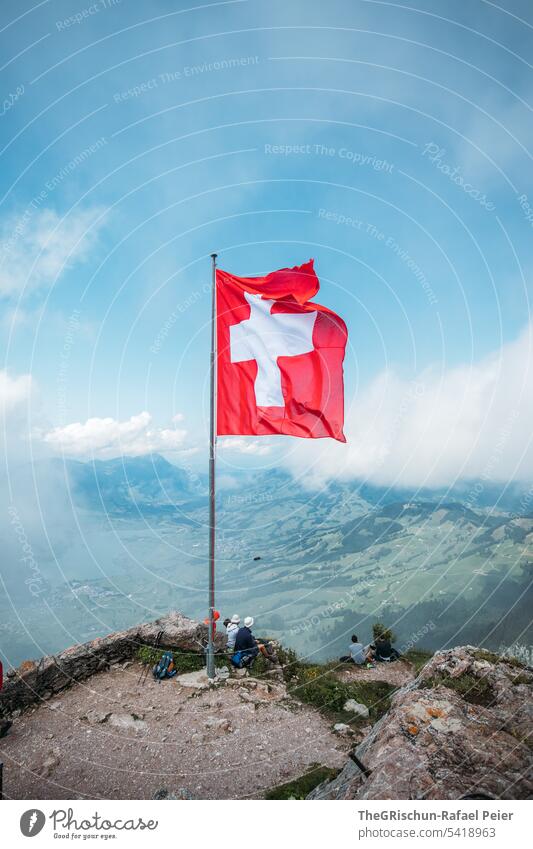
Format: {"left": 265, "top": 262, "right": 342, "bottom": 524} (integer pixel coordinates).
{"left": 216, "top": 259, "right": 347, "bottom": 442}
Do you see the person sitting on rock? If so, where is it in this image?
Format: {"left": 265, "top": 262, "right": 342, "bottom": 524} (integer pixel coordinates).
{"left": 232, "top": 616, "right": 259, "bottom": 668}
{"left": 374, "top": 634, "right": 400, "bottom": 662}
{"left": 225, "top": 614, "right": 240, "bottom": 651}
{"left": 340, "top": 635, "right": 374, "bottom": 666}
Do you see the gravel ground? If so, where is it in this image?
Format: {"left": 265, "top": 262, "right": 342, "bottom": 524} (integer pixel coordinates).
{"left": 0, "top": 662, "right": 351, "bottom": 800}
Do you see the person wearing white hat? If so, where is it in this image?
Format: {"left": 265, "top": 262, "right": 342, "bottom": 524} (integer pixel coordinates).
{"left": 225, "top": 614, "right": 240, "bottom": 651}
{"left": 233, "top": 616, "right": 259, "bottom": 667}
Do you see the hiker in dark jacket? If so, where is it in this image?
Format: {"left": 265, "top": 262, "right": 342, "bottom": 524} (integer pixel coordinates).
{"left": 374, "top": 636, "right": 400, "bottom": 662}
{"left": 233, "top": 616, "right": 259, "bottom": 666}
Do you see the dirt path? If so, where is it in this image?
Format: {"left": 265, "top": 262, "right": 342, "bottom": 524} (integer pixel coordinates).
{"left": 0, "top": 662, "right": 351, "bottom": 800}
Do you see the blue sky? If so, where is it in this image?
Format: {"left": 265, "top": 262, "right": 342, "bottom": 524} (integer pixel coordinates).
{"left": 1, "top": 0, "right": 533, "bottom": 485}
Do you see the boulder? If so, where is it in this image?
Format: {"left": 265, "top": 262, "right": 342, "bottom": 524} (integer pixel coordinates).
{"left": 309, "top": 647, "right": 533, "bottom": 800}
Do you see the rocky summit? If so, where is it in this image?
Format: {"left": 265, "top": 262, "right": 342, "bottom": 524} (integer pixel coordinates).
{"left": 309, "top": 646, "right": 533, "bottom": 800}
{"left": 0, "top": 616, "right": 531, "bottom": 800}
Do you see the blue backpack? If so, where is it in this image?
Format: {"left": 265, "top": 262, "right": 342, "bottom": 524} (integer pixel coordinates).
{"left": 152, "top": 651, "right": 177, "bottom": 679}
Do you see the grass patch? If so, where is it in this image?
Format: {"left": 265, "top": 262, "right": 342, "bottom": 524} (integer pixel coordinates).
{"left": 265, "top": 764, "right": 340, "bottom": 799}
{"left": 511, "top": 673, "right": 531, "bottom": 686}
{"left": 136, "top": 646, "right": 205, "bottom": 674}
{"left": 289, "top": 665, "right": 394, "bottom": 721}
{"left": 472, "top": 649, "right": 524, "bottom": 669}
{"left": 471, "top": 649, "right": 501, "bottom": 665}
{"left": 247, "top": 653, "right": 271, "bottom": 678}
{"left": 275, "top": 647, "right": 395, "bottom": 721}
{"left": 421, "top": 673, "right": 495, "bottom": 707}
{"left": 276, "top": 645, "right": 303, "bottom": 682}
{"left": 403, "top": 649, "right": 433, "bottom": 673}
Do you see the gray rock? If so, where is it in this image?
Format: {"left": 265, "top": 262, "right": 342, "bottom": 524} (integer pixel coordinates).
{"left": 343, "top": 700, "right": 370, "bottom": 718}
{"left": 215, "top": 666, "right": 230, "bottom": 680}
{"left": 204, "top": 716, "right": 232, "bottom": 733}
{"left": 81, "top": 709, "right": 111, "bottom": 724}
{"left": 177, "top": 670, "right": 211, "bottom": 690}
{"left": 107, "top": 713, "right": 147, "bottom": 731}
{"left": 333, "top": 723, "right": 352, "bottom": 735}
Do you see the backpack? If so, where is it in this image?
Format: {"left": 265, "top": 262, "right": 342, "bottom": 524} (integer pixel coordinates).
{"left": 230, "top": 651, "right": 244, "bottom": 668}
{"left": 152, "top": 651, "right": 177, "bottom": 680}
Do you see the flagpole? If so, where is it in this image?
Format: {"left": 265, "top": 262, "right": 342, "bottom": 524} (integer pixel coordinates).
{"left": 207, "top": 252, "right": 217, "bottom": 680}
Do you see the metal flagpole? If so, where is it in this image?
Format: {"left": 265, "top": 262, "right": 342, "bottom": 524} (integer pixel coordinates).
{"left": 207, "top": 252, "right": 217, "bottom": 680}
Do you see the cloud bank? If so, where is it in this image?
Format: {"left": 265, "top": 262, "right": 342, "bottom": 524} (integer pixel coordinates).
{"left": 286, "top": 322, "right": 533, "bottom": 489}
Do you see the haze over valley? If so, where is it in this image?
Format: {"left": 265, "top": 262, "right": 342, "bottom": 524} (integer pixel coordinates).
{"left": 2, "top": 454, "right": 531, "bottom": 667}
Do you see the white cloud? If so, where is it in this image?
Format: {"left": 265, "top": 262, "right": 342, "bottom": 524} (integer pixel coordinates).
{"left": 0, "top": 206, "right": 106, "bottom": 299}
{"left": 41, "top": 411, "right": 187, "bottom": 459}
{"left": 0, "top": 370, "right": 32, "bottom": 413}
{"left": 286, "top": 323, "right": 533, "bottom": 489}
{"left": 0, "top": 369, "right": 42, "bottom": 466}
{"left": 217, "top": 474, "right": 239, "bottom": 490}
{"left": 218, "top": 437, "right": 272, "bottom": 456}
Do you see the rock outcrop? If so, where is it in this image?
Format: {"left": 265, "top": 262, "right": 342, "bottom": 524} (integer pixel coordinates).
{"left": 0, "top": 611, "right": 224, "bottom": 719}
{"left": 309, "top": 646, "right": 533, "bottom": 800}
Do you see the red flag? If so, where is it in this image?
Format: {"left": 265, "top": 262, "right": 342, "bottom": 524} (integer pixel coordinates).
{"left": 216, "top": 259, "right": 347, "bottom": 442}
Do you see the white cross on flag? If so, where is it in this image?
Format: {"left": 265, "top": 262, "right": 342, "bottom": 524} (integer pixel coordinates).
{"left": 216, "top": 260, "right": 347, "bottom": 441}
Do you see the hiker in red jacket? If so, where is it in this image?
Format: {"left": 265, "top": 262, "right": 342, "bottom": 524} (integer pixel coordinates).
{"left": 0, "top": 660, "right": 13, "bottom": 738}
{"left": 203, "top": 609, "right": 220, "bottom": 640}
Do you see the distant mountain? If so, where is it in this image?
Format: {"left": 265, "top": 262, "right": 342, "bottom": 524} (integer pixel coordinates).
{"left": 342, "top": 478, "right": 533, "bottom": 515}
{"left": 58, "top": 454, "right": 533, "bottom": 520}
{"left": 62, "top": 454, "right": 207, "bottom": 518}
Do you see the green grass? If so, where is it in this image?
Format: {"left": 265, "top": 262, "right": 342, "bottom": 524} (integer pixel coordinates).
{"left": 472, "top": 649, "right": 525, "bottom": 669}
{"left": 471, "top": 649, "right": 503, "bottom": 665}
{"left": 264, "top": 764, "right": 340, "bottom": 799}
{"left": 403, "top": 649, "right": 433, "bottom": 673}
{"left": 276, "top": 645, "right": 302, "bottom": 681}
{"left": 247, "top": 653, "right": 271, "bottom": 678}
{"left": 136, "top": 646, "right": 205, "bottom": 674}
{"left": 288, "top": 665, "right": 394, "bottom": 722}
{"left": 421, "top": 673, "right": 495, "bottom": 706}
{"left": 275, "top": 646, "right": 396, "bottom": 721}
